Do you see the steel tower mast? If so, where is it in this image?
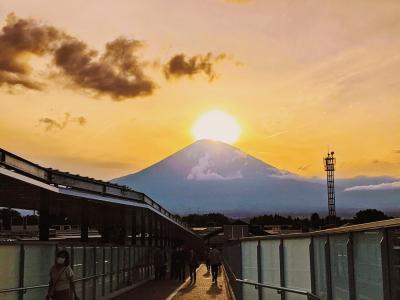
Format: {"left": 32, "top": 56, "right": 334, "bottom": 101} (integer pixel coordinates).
{"left": 324, "top": 151, "right": 336, "bottom": 225}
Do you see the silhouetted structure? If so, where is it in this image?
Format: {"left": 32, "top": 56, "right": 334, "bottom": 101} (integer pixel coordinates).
{"left": 324, "top": 151, "right": 336, "bottom": 225}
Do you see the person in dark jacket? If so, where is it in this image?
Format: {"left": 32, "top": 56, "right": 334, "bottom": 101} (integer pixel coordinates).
{"left": 176, "top": 247, "right": 186, "bottom": 281}
{"left": 208, "top": 245, "right": 221, "bottom": 284}
{"left": 188, "top": 249, "right": 199, "bottom": 284}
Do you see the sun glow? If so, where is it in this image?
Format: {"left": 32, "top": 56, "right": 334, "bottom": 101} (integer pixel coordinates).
{"left": 192, "top": 110, "right": 241, "bottom": 144}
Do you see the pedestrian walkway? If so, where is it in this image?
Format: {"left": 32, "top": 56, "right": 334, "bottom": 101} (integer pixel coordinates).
{"left": 170, "top": 264, "right": 229, "bottom": 300}
{"left": 114, "top": 264, "right": 229, "bottom": 300}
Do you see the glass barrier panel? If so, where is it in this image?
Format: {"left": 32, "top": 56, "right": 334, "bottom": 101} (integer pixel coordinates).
{"left": 354, "top": 231, "right": 384, "bottom": 300}
{"left": 104, "top": 247, "right": 111, "bottom": 296}
{"left": 0, "top": 245, "right": 20, "bottom": 300}
{"left": 283, "top": 238, "right": 312, "bottom": 300}
{"left": 260, "top": 239, "right": 281, "bottom": 300}
{"left": 112, "top": 247, "right": 118, "bottom": 291}
{"left": 118, "top": 247, "right": 124, "bottom": 288}
{"left": 241, "top": 241, "right": 259, "bottom": 300}
{"left": 330, "top": 234, "right": 350, "bottom": 300}
{"left": 73, "top": 246, "right": 84, "bottom": 300}
{"left": 95, "top": 247, "right": 104, "bottom": 299}
{"left": 313, "top": 237, "right": 328, "bottom": 300}
{"left": 85, "top": 247, "right": 95, "bottom": 300}
{"left": 124, "top": 247, "right": 130, "bottom": 286}
{"left": 23, "top": 244, "right": 56, "bottom": 300}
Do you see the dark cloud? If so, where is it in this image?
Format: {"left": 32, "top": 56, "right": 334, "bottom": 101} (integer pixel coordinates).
{"left": 0, "top": 13, "right": 62, "bottom": 90}
{"left": 0, "top": 14, "right": 155, "bottom": 99}
{"left": 39, "top": 113, "right": 87, "bottom": 131}
{"left": 54, "top": 37, "right": 155, "bottom": 100}
{"left": 1, "top": 13, "right": 225, "bottom": 98}
{"left": 164, "top": 53, "right": 226, "bottom": 82}
{"left": 394, "top": 150, "right": 400, "bottom": 154}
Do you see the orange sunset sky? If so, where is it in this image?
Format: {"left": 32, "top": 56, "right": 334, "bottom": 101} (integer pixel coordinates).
{"left": 0, "top": 0, "right": 400, "bottom": 180}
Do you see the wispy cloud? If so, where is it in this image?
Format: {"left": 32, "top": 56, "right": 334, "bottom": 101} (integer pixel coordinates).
{"left": 344, "top": 181, "right": 400, "bottom": 192}
{"left": 38, "top": 113, "right": 86, "bottom": 131}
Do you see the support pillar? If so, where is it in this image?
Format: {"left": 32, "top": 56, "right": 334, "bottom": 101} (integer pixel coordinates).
{"left": 148, "top": 212, "right": 154, "bottom": 246}
{"left": 81, "top": 204, "right": 89, "bottom": 242}
{"left": 140, "top": 209, "right": 146, "bottom": 246}
{"left": 39, "top": 190, "right": 50, "bottom": 241}
{"left": 131, "top": 207, "right": 137, "bottom": 245}
{"left": 117, "top": 208, "right": 126, "bottom": 245}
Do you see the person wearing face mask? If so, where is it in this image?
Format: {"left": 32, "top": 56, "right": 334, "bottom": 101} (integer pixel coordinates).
{"left": 47, "top": 250, "right": 78, "bottom": 300}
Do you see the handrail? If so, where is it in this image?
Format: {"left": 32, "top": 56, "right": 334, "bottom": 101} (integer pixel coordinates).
{"left": 223, "top": 259, "right": 320, "bottom": 300}
{"left": 236, "top": 279, "right": 320, "bottom": 300}
{"left": 0, "top": 270, "right": 134, "bottom": 294}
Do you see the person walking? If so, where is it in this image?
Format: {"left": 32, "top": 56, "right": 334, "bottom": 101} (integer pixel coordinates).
{"left": 208, "top": 245, "right": 221, "bottom": 284}
{"left": 47, "top": 250, "right": 78, "bottom": 300}
{"left": 171, "top": 247, "right": 178, "bottom": 279}
{"left": 188, "top": 249, "right": 199, "bottom": 284}
{"left": 205, "top": 248, "right": 211, "bottom": 272}
{"left": 176, "top": 247, "right": 186, "bottom": 281}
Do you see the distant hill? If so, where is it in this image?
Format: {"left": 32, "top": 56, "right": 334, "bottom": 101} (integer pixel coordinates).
{"left": 113, "top": 140, "right": 400, "bottom": 217}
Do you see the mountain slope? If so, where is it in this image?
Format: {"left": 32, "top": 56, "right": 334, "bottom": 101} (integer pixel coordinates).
{"left": 113, "top": 140, "right": 400, "bottom": 216}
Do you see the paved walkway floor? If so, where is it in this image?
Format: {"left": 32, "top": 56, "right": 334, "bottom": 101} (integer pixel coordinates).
{"left": 172, "top": 264, "right": 228, "bottom": 300}
{"left": 114, "top": 264, "right": 229, "bottom": 300}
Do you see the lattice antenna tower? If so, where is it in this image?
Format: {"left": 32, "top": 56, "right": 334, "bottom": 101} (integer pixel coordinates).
{"left": 324, "top": 151, "right": 336, "bottom": 225}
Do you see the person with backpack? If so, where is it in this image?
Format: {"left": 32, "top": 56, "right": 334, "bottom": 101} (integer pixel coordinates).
{"left": 208, "top": 245, "right": 221, "bottom": 284}
{"left": 47, "top": 250, "right": 78, "bottom": 300}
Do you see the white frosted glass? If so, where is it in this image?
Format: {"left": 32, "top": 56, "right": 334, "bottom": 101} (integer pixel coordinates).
{"left": 23, "top": 244, "right": 56, "bottom": 300}
{"left": 85, "top": 247, "right": 95, "bottom": 300}
{"left": 95, "top": 247, "right": 104, "bottom": 298}
{"left": 0, "top": 245, "right": 20, "bottom": 300}
{"left": 260, "top": 240, "right": 281, "bottom": 300}
{"left": 73, "top": 246, "right": 84, "bottom": 299}
{"left": 313, "top": 237, "right": 328, "bottom": 300}
{"left": 103, "top": 247, "right": 111, "bottom": 295}
{"left": 241, "top": 241, "right": 259, "bottom": 300}
{"left": 112, "top": 247, "right": 118, "bottom": 291}
{"left": 330, "top": 235, "right": 349, "bottom": 300}
{"left": 354, "top": 231, "right": 383, "bottom": 300}
{"left": 283, "top": 238, "right": 311, "bottom": 300}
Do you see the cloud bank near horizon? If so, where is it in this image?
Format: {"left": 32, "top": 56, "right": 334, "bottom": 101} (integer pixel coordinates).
{"left": 344, "top": 181, "right": 400, "bottom": 192}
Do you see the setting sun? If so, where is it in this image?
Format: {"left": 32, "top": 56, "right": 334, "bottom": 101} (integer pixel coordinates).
{"left": 192, "top": 110, "right": 241, "bottom": 144}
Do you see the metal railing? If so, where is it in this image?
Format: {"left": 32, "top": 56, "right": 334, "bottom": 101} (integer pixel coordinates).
{"left": 0, "top": 242, "right": 160, "bottom": 299}
{"left": 236, "top": 279, "right": 320, "bottom": 300}
{"left": 223, "top": 257, "right": 320, "bottom": 300}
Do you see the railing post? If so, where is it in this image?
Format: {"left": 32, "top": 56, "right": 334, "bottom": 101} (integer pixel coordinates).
{"left": 309, "top": 237, "right": 316, "bottom": 295}
{"left": 82, "top": 246, "right": 86, "bottom": 300}
{"left": 110, "top": 247, "right": 113, "bottom": 292}
{"left": 279, "top": 238, "right": 286, "bottom": 300}
{"left": 257, "top": 241, "right": 262, "bottom": 300}
{"left": 102, "top": 247, "right": 105, "bottom": 297}
{"left": 347, "top": 233, "right": 356, "bottom": 300}
{"left": 381, "top": 229, "right": 391, "bottom": 300}
{"left": 325, "top": 237, "right": 333, "bottom": 300}
{"left": 18, "top": 244, "right": 25, "bottom": 300}
{"left": 93, "top": 247, "right": 97, "bottom": 299}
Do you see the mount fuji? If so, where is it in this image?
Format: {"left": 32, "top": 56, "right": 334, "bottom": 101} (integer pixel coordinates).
{"left": 113, "top": 140, "right": 400, "bottom": 217}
